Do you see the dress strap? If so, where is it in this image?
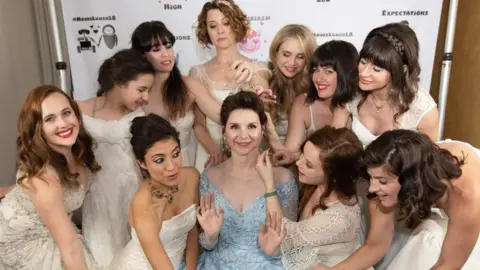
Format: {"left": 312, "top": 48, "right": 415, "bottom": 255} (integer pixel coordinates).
{"left": 308, "top": 103, "right": 315, "bottom": 131}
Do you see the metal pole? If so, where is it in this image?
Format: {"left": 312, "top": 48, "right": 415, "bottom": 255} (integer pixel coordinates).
{"left": 438, "top": 0, "right": 459, "bottom": 140}
{"left": 46, "top": 0, "right": 68, "bottom": 94}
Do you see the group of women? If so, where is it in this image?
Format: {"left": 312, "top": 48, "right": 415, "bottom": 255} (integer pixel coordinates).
{"left": 0, "top": 0, "right": 479, "bottom": 269}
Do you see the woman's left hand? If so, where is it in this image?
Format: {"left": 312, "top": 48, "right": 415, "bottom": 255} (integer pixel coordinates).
{"left": 256, "top": 149, "right": 275, "bottom": 188}
{"left": 253, "top": 85, "right": 276, "bottom": 104}
{"left": 230, "top": 59, "right": 255, "bottom": 84}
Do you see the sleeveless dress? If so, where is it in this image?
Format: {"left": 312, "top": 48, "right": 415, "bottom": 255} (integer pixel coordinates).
{"left": 197, "top": 171, "right": 298, "bottom": 269}
{"left": 81, "top": 105, "right": 145, "bottom": 267}
{"left": 346, "top": 90, "right": 437, "bottom": 269}
{"left": 387, "top": 139, "right": 480, "bottom": 270}
{"left": 280, "top": 201, "right": 364, "bottom": 270}
{"left": 0, "top": 170, "right": 99, "bottom": 269}
{"left": 190, "top": 62, "right": 270, "bottom": 173}
{"left": 109, "top": 204, "right": 196, "bottom": 270}
{"left": 171, "top": 111, "right": 197, "bottom": 167}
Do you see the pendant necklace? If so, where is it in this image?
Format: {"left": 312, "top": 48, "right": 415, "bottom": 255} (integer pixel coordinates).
{"left": 149, "top": 181, "right": 179, "bottom": 204}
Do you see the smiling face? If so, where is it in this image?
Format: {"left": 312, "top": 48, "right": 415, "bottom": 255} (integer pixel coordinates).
{"left": 367, "top": 165, "right": 401, "bottom": 208}
{"left": 139, "top": 138, "right": 183, "bottom": 187}
{"left": 223, "top": 109, "right": 263, "bottom": 156}
{"left": 118, "top": 74, "right": 154, "bottom": 111}
{"left": 206, "top": 9, "right": 236, "bottom": 49}
{"left": 358, "top": 58, "right": 391, "bottom": 91}
{"left": 311, "top": 65, "right": 338, "bottom": 99}
{"left": 41, "top": 92, "right": 80, "bottom": 151}
{"left": 275, "top": 37, "right": 306, "bottom": 78}
{"left": 145, "top": 39, "right": 175, "bottom": 73}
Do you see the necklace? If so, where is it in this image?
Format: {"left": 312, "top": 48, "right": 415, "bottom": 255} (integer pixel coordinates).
{"left": 371, "top": 94, "right": 388, "bottom": 114}
{"left": 149, "top": 181, "right": 179, "bottom": 204}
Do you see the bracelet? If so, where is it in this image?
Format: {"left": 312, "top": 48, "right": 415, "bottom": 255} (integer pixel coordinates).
{"left": 264, "top": 190, "right": 278, "bottom": 198}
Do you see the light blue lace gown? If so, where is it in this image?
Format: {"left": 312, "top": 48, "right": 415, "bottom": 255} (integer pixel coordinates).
{"left": 197, "top": 173, "right": 298, "bottom": 270}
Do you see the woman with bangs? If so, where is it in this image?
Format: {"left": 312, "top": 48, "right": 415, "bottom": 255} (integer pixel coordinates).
{"left": 269, "top": 40, "right": 359, "bottom": 166}
{"left": 131, "top": 21, "right": 224, "bottom": 168}
{"left": 191, "top": 0, "right": 274, "bottom": 172}
{"left": 331, "top": 22, "right": 439, "bottom": 147}
{"left": 326, "top": 22, "right": 440, "bottom": 270}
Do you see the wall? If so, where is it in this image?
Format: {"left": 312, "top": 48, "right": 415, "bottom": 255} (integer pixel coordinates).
{"left": 0, "top": 0, "right": 44, "bottom": 185}
{"left": 430, "top": 0, "right": 480, "bottom": 147}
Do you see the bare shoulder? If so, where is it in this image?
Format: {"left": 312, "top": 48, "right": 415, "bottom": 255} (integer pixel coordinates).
{"left": 131, "top": 182, "right": 151, "bottom": 210}
{"left": 75, "top": 98, "right": 96, "bottom": 115}
{"left": 293, "top": 93, "right": 308, "bottom": 107}
{"left": 273, "top": 166, "right": 294, "bottom": 186}
{"left": 181, "top": 167, "right": 200, "bottom": 188}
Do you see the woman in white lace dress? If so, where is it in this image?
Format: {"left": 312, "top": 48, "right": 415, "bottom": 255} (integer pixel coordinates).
{"left": 329, "top": 22, "right": 439, "bottom": 270}
{"left": 131, "top": 20, "right": 266, "bottom": 169}
{"left": 362, "top": 130, "right": 480, "bottom": 269}
{"left": 76, "top": 49, "right": 156, "bottom": 267}
{"left": 256, "top": 126, "right": 366, "bottom": 269}
{"left": 110, "top": 114, "right": 198, "bottom": 270}
{"left": 191, "top": 0, "right": 272, "bottom": 172}
{"left": 0, "top": 85, "right": 101, "bottom": 269}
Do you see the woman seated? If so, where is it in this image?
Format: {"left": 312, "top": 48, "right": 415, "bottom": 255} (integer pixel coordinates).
{"left": 110, "top": 114, "right": 199, "bottom": 270}
{"left": 257, "top": 126, "right": 368, "bottom": 269}
{"left": 0, "top": 85, "right": 100, "bottom": 269}
{"left": 195, "top": 91, "right": 298, "bottom": 269}
{"left": 363, "top": 130, "right": 480, "bottom": 269}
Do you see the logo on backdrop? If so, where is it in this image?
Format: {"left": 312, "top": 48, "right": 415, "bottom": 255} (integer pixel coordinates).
{"left": 158, "top": 0, "right": 187, "bottom": 10}
{"left": 72, "top": 16, "right": 118, "bottom": 53}
{"left": 239, "top": 16, "right": 271, "bottom": 55}
{"left": 382, "top": 10, "right": 429, "bottom": 16}
{"left": 316, "top": 0, "right": 331, "bottom": 2}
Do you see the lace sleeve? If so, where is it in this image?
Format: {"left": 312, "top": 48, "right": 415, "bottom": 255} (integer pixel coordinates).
{"left": 277, "top": 179, "right": 299, "bottom": 221}
{"left": 281, "top": 203, "right": 360, "bottom": 253}
{"left": 198, "top": 173, "right": 219, "bottom": 250}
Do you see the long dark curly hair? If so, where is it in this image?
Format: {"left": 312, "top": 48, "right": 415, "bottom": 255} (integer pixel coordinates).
{"left": 362, "top": 129, "right": 464, "bottom": 229}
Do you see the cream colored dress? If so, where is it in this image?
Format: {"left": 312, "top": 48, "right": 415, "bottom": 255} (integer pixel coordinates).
{"left": 0, "top": 170, "right": 99, "bottom": 269}
{"left": 280, "top": 201, "right": 364, "bottom": 270}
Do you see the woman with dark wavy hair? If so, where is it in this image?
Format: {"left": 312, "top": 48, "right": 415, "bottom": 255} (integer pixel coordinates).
{"left": 352, "top": 130, "right": 479, "bottom": 269}
{"left": 0, "top": 85, "right": 101, "bottom": 269}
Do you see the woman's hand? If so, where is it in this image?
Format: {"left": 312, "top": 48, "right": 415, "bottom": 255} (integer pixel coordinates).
{"left": 204, "top": 145, "right": 227, "bottom": 168}
{"left": 258, "top": 211, "right": 285, "bottom": 256}
{"left": 256, "top": 149, "right": 275, "bottom": 188}
{"left": 230, "top": 59, "right": 255, "bottom": 84}
{"left": 272, "top": 149, "right": 301, "bottom": 167}
{"left": 253, "top": 85, "right": 276, "bottom": 104}
{"left": 196, "top": 192, "right": 224, "bottom": 241}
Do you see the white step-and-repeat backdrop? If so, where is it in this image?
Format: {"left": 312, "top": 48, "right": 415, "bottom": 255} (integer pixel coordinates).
{"left": 61, "top": 0, "right": 444, "bottom": 100}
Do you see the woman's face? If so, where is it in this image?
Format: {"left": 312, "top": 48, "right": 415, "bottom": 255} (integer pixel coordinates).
{"left": 118, "top": 74, "right": 153, "bottom": 111}
{"left": 296, "top": 141, "right": 325, "bottom": 185}
{"left": 276, "top": 37, "right": 306, "bottom": 78}
{"left": 358, "top": 58, "right": 391, "bottom": 91}
{"left": 223, "top": 109, "right": 263, "bottom": 156}
{"left": 139, "top": 138, "right": 183, "bottom": 187}
{"left": 41, "top": 92, "right": 80, "bottom": 151}
{"left": 311, "top": 65, "right": 337, "bottom": 99}
{"left": 367, "top": 165, "right": 401, "bottom": 208}
{"left": 145, "top": 39, "right": 175, "bottom": 73}
{"left": 206, "top": 9, "right": 236, "bottom": 49}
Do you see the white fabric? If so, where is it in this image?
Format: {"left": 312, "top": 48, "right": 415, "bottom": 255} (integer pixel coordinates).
{"left": 388, "top": 140, "right": 480, "bottom": 269}
{"left": 109, "top": 204, "right": 196, "bottom": 269}
{"left": 280, "top": 201, "right": 365, "bottom": 270}
{"left": 81, "top": 108, "right": 144, "bottom": 267}
{"left": 347, "top": 90, "right": 436, "bottom": 148}
{"left": 171, "top": 111, "right": 197, "bottom": 168}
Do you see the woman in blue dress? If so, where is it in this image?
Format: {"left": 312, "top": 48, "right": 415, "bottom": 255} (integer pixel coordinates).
{"left": 196, "top": 91, "right": 298, "bottom": 269}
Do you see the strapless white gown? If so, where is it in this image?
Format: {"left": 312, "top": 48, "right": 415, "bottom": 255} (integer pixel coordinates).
{"left": 109, "top": 204, "right": 196, "bottom": 270}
